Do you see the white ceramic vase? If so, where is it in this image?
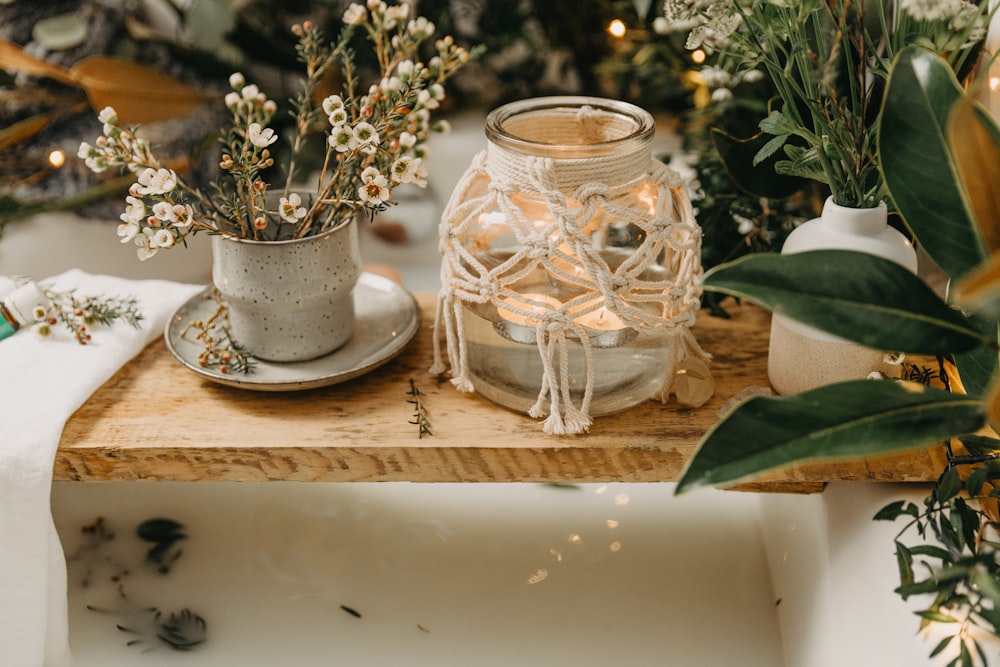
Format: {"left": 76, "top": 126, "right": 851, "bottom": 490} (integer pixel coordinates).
{"left": 211, "top": 217, "right": 361, "bottom": 363}
{"left": 768, "top": 197, "right": 918, "bottom": 395}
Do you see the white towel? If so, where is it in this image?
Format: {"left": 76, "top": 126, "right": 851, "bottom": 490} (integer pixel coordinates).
{"left": 0, "top": 270, "right": 201, "bottom": 666}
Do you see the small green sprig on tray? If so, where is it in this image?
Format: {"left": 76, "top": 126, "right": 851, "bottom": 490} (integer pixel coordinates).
{"left": 179, "top": 290, "right": 254, "bottom": 374}
{"left": 35, "top": 287, "right": 143, "bottom": 344}
{"left": 407, "top": 378, "right": 432, "bottom": 438}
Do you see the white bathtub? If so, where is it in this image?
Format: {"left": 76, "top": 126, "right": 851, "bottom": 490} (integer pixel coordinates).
{"left": 52, "top": 480, "right": 980, "bottom": 666}
{"left": 53, "top": 481, "right": 784, "bottom": 666}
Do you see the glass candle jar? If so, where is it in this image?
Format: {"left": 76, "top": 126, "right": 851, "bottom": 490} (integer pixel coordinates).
{"left": 433, "top": 97, "right": 709, "bottom": 434}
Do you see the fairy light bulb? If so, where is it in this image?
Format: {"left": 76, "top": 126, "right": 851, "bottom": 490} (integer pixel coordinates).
{"left": 48, "top": 149, "right": 66, "bottom": 168}
{"left": 691, "top": 49, "right": 707, "bottom": 64}
{"left": 608, "top": 19, "right": 626, "bottom": 38}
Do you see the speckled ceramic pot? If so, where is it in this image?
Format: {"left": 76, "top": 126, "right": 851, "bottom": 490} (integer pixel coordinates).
{"left": 211, "top": 217, "right": 361, "bottom": 362}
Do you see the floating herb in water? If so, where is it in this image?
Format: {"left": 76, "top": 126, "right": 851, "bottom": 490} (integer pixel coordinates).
{"left": 68, "top": 517, "right": 129, "bottom": 594}
{"left": 156, "top": 608, "right": 208, "bottom": 651}
{"left": 137, "top": 517, "right": 187, "bottom": 574}
{"left": 98, "top": 606, "right": 207, "bottom": 652}
{"left": 70, "top": 516, "right": 209, "bottom": 653}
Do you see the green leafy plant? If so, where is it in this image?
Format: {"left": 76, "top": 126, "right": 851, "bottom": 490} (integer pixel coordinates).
{"left": 675, "top": 45, "right": 1000, "bottom": 665}
{"left": 876, "top": 460, "right": 1000, "bottom": 665}
{"left": 658, "top": 0, "right": 991, "bottom": 208}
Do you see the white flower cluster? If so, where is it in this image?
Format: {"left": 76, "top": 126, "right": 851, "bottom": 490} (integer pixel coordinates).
{"left": 697, "top": 64, "right": 764, "bottom": 103}
{"left": 79, "top": 0, "right": 473, "bottom": 253}
{"left": 79, "top": 108, "right": 194, "bottom": 260}
{"left": 659, "top": 0, "right": 741, "bottom": 51}
{"left": 901, "top": 0, "right": 973, "bottom": 23}
{"left": 224, "top": 73, "right": 278, "bottom": 118}
{"left": 900, "top": 0, "right": 989, "bottom": 49}
{"left": 344, "top": 1, "right": 435, "bottom": 39}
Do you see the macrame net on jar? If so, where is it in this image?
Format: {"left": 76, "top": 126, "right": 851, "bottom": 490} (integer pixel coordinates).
{"left": 430, "top": 98, "right": 712, "bottom": 434}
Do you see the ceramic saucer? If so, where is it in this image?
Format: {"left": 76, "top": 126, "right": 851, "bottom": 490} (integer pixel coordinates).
{"left": 164, "top": 272, "right": 420, "bottom": 391}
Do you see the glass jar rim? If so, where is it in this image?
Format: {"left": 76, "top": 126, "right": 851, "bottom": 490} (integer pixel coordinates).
{"left": 484, "top": 96, "right": 654, "bottom": 159}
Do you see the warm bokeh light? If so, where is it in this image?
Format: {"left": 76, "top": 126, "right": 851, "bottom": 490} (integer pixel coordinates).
{"left": 608, "top": 19, "right": 627, "bottom": 38}
{"left": 48, "top": 149, "right": 66, "bottom": 168}
{"left": 991, "top": 76, "right": 1000, "bottom": 92}
{"left": 691, "top": 49, "right": 707, "bottom": 64}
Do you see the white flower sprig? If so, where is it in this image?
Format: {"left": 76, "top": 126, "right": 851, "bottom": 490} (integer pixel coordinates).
{"left": 32, "top": 287, "right": 143, "bottom": 344}
{"left": 656, "top": 0, "right": 994, "bottom": 209}
{"left": 79, "top": 1, "right": 475, "bottom": 259}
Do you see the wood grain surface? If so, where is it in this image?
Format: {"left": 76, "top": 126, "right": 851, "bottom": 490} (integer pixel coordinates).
{"left": 55, "top": 295, "right": 947, "bottom": 491}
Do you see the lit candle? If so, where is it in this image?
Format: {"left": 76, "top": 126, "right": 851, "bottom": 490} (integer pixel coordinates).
{"left": 574, "top": 306, "right": 626, "bottom": 331}
{"left": 497, "top": 293, "right": 562, "bottom": 327}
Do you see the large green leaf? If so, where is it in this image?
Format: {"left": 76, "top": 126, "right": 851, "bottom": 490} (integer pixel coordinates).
{"left": 675, "top": 380, "right": 986, "bottom": 494}
{"left": 951, "top": 314, "right": 999, "bottom": 399}
{"left": 878, "top": 46, "right": 987, "bottom": 281}
{"left": 701, "top": 250, "right": 990, "bottom": 354}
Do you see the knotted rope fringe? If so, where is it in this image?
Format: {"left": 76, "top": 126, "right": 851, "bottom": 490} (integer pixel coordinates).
{"left": 431, "top": 146, "right": 710, "bottom": 435}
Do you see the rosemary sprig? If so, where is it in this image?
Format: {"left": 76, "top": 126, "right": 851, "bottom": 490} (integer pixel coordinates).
{"left": 904, "top": 362, "right": 940, "bottom": 386}
{"left": 98, "top": 606, "right": 207, "bottom": 652}
{"left": 179, "top": 290, "right": 254, "bottom": 374}
{"left": 407, "top": 378, "right": 432, "bottom": 438}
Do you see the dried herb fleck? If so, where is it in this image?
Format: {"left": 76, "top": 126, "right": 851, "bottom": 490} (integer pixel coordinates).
{"left": 340, "top": 604, "right": 362, "bottom": 619}
{"left": 69, "top": 517, "right": 129, "bottom": 593}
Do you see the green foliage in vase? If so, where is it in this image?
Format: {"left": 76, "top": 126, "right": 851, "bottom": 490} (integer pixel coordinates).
{"left": 658, "top": 0, "right": 992, "bottom": 208}
{"left": 679, "top": 47, "right": 1000, "bottom": 491}
{"left": 676, "top": 45, "right": 1000, "bottom": 665}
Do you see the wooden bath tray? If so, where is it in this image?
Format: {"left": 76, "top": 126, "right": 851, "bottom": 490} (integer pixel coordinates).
{"left": 55, "top": 295, "right": 947, "bottom": 492}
